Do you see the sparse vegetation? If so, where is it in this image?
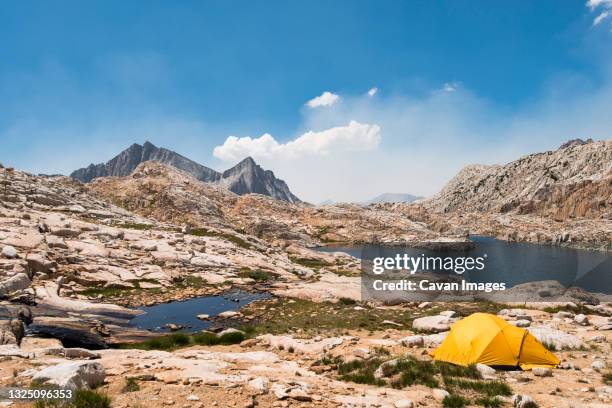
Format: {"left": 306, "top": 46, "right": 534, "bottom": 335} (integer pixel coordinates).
{"left": 603, "top": 371, "right": 612, "bottom": 385}
{"left": 190, "top": 228, "right": 253, "bottom": 250}
{"left": 238, "top": 269, "right": 271, "bottom": 281}
{"left": 337, "top": 358, "right": 387, "bottom": 386}
{"left": 332, "top": 354, "right": 511, "bottom": 407}
{"left": 174, "top": 275, "right": 210, "bottom": 289}
{"left": 474, "top": 396, "right": 504, "bottom": 408}
{"left": 122, "top": 330, "right": 246, "bottom": 351}
{"left": 443, "top": 394, "right": 470, "bottom": 408}
{"left": 289, "top": 256, "right": 333, "bottom": 269}
{"left": 445, "top": 378, "right": 512, "bottom": 397}
{"left": 241, "top": 298, "right": 415, "bottom": 335}
{"left": 79, "top": 279, "right": 162, "bottom": 298}
{"left": 33, "top": 389, "right": 111, "bottom": 408}
{"left": 112, "top": 222, "right": 153, "bottom": 231}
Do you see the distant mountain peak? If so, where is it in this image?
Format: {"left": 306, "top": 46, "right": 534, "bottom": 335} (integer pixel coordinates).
{"left": 363, "top": 193, "right": 422, "bottom": 205}
{"left": 70, "top": 143, "right": 300, "bottom": 203}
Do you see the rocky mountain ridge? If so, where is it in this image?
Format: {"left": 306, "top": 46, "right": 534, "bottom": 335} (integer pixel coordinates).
{"left": 425, "top": 139, "right": 611, "bottom": 219}
{"left": 70, "top": 141, "right": 300, "bottom": 203}
{"left": 363, "top": 193, "right": 423, "bottom": 205}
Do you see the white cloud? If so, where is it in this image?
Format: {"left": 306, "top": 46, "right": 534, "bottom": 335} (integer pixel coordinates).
{"left": 587, "top": 0, "right": 612, "bottom": 25}
{"left": 587, "top": 0, "right": 612, "bottom": 9}
{"left": 306, "top": 91, "right": 340, "bottom": 108}
{"left": 367, "top": 87, "right": 378, "bottom": 97}
{"left": 593, "top": 10, "right": 610, "bottom": 25}
{"left": 442, "top": 82, "right": 459, "bottom": 92}
{"left": 213, "top": 120, "right": 381, "bottom": 162}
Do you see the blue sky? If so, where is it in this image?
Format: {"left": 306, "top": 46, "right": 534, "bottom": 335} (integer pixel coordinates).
{"left": 1, "top": 1, "right": 612, "bottom": 202}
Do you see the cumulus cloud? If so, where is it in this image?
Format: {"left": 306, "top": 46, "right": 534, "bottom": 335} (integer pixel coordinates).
{"left": 367, "top": 87, "right": 378, "bottom": 97}
{"left": 587, "top": 0, "right": 612, "bottom": 26}
{"left": 213, "top": 120, "right": 381, "bottom": 162}
{"left": 306, "top": 91, "right": 340, "bottom": 108}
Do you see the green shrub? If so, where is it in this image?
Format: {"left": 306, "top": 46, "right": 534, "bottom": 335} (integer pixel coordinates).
{"left": 34, "top": 389, "right": 111, "bottom": 408}
{"left": 443, "top": 394, "right": 470, "bottom": 408}
{"left": 338, "top": 358, "right": 386, "bottom": 386}
{"left": 129, "top": 333, "right": 190, "bottom": 350}
{"left": 445, "top": 378, "right": 512, "bottom": 397}
{"left": 387, "top": 358, "right": 439, "bottom": 388}
{"left": 71, "top": 389, "right": 111, "bottom": 408}
{"left": 474, "top": 396, "right": 504, "bottom": 407}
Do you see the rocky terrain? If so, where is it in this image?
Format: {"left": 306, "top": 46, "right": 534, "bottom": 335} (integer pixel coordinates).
{"left": 425, "top": 139, "right": 611, "bottom": 219}
{"left": 71, "top": 142, "right": 301, "bottom": 203}
{"left": 417, "top": 140, "right": 612, "bottom": 250}
{"left": 0, "top": 139, "right": 610, "bottom": 408}
{"left": 86, "top": 161, "right": 450, "bottom": 246}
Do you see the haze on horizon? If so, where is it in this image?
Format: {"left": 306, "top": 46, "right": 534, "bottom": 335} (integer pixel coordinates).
{"left": 1, "top": 1, "right": 612, "bottom": 203}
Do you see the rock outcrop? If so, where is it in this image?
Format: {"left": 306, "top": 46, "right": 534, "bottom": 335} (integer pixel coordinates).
{"left": 425, "top": 140, "right": 611, "bottom": 218}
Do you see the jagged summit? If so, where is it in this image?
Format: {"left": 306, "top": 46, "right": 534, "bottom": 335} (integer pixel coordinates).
{"left": 70, "top": 142, "right": 300, "bottom": 203}
{"left": 219, "top": 156, "right": 300, "bottom": 203}
{"left": 70, "top": 141, "right": 218, "bottom": 183}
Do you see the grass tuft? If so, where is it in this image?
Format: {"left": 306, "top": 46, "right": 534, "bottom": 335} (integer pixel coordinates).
{"left": 443, "top": 394, "right": 470, "bottom": 408}
{"left": 124, "top": 330, "right": 245, "bottom": 351}
{"left": 34, "top": 389, "right": 111, "bottom": 408}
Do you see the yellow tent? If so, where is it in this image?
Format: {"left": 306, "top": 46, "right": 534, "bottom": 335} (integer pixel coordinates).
{"left": 432, "top": 313, "right": 559, "bottom": 370}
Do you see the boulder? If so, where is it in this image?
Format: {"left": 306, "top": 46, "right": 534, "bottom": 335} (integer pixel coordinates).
{"left": 591, "top": 360, "right": 606, "bottom": 370}
{"left": 49, "top": 228, "right": 81, "bottom": 238}
{"left": 574, "top": 314, "right": 589, "bottom": 326}
{"left": 1, "top": 245, "right": 17, "bottom": 258}
{"left": 0, "top": 273, "right": 31, "bottom": 296}
{"left": 26, "top": 253, "right": 55, "bottom": 274}
{"left": 432, "top": 388, "right": 450, "bottom": 401}
{"left": 31, "top": 361, "right": 105, "bottom": 390}
{"left": 412, "top": 315, "right": 454, "bottom": 333}
{"left": 217, "top": 328, "right": 244, "bottom": 337}
{"left": 513, "top": 320, "right": 531, "bottom": 328}
{"left": 20, "top": 337, "right": 63, "bottom": 350}
{"left": 247, "top": 377, "right": 269, "bottom": 394}
{"left": 394, "top": 399, "right": 414, "bottom": 408}
{"left": 218, "top": 310, "right": 240, "bottom": 318}
{"left": 0, "top": 319, "right": 24, "bottom": 344}
{"left": 45, "top": 348, "right": 101, "bottom": 360}
{"left": 528, "top": 326, "right": 583, "bottom": 350}
{"left": 400, "top": 335, "right": 424, "bottom": 348}
{"left": 531, "top": 367, "right": 552, "bottom": 377}
{"left": 476, "top": 363, "right": 496, "bottom": 379}
{"left": 374, "top": 359, "right": 398, "bottom": 379}
{"left": 512, "top": 394, "right": 538, "bottom": 408}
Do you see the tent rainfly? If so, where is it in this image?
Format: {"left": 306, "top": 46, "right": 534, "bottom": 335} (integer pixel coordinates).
{"left": 433, "top": 313, "right": 560, "bottom": 370}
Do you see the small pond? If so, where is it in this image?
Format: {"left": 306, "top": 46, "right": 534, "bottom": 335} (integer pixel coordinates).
{"left": 129, "top": 290, "right": 270, "bottom": 333}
